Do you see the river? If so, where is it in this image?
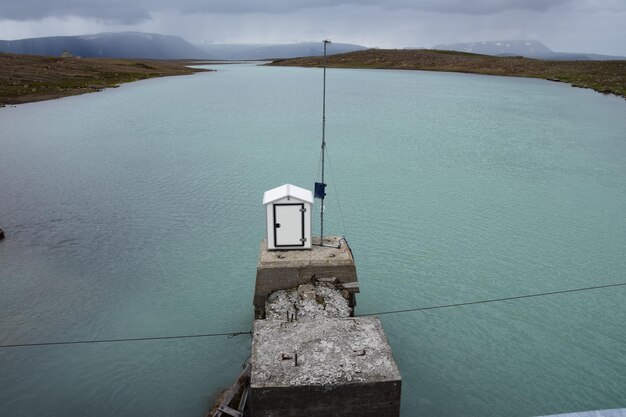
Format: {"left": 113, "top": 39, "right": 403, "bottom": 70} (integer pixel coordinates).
{"left": 1, "top": 63, "right": 625, "bottom": 416}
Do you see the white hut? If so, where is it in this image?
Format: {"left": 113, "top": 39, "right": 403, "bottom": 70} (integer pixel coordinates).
{"left": 263, "top": 184, "right": 313, "bottom": 250}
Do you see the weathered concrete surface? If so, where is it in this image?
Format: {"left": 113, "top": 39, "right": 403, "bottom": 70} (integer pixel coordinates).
{"left": 250, "top": 317, "right": 401, "bottom": 417}
{"left": 252, "top": 318, "right": 400, "bottom": 386}
{"left": 254, "top": 236, "right": 358, "bottom": 318}
{"left": 265, "top": 283, "right": 352, "bottom": 321}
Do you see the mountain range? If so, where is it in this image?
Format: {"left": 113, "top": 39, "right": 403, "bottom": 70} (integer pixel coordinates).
{"left": 434, "top": 40, "right": 626, "bottom": 61}
{"left": 1, "top": 33, "right": 623, "bottom": 61}
{"left": 0, "top": 32, "right": 208, "bottom": 59}
{"left": 0, "top": 32, "right": 367, "bottom": 60}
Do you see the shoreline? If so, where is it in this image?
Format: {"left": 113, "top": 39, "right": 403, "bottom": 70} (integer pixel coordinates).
{"left": 3, "top": 51, "right": 624, "bottom": 105}
{"left": 268, "top": 49, "right": 626, "bottom": 100}
{"left": 0, "top": 53, "right": 211, "bottom": 107}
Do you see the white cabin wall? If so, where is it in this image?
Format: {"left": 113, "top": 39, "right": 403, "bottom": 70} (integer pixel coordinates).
{"left": 265, "top": 196, "right": 312, "bottom": 250}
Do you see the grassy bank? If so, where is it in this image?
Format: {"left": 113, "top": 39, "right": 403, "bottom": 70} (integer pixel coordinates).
{"left": 269, "top": 49, "right": 626, "bottom": 99}
{"left": 0, "top": 53, "right": 210, "bottom": 106}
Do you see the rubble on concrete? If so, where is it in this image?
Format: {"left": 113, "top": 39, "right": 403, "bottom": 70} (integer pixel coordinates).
{"left": 253, "top": 236, "right": 359, "bottom": 319}
{"left": 265, "top": 282, "right": 352, "bottom": 321}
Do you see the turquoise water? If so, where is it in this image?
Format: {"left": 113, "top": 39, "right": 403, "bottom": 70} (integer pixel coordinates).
{"left": 1, "top": 64, "right": 625, "bottom": 416}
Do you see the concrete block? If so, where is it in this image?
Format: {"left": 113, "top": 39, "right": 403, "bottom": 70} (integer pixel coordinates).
{"left": 250, "top": 317, "right": 401, "bottom": 417}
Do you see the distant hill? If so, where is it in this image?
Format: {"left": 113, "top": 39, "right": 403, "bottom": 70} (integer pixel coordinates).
{"left": 195, "top": 42, "right": 368, "bottom": 60}
{"left": 0, "top": 32, "right": 210, "bottom": 59}
{"left": 434, "top": 40, "right": 626, "bottom": 61}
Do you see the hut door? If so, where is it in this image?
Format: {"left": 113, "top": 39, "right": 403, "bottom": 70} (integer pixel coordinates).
{"left": 274, "top": 204, "right": 305, "bottom": 247}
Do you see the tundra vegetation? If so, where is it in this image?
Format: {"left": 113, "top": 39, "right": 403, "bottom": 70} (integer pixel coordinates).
{"left": 269, "top": 49, "right": 626, "bottom": 99}
{"left": 0, "top": 53, "right": 208, "bottom": 106}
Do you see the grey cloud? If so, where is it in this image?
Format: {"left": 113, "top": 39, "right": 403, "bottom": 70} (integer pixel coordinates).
{"left": 171, "top": 0, "right": 571, "bottom": 15}
{"left": 1, "top": 0, "right": 150, "bottom": 23}
{"left": 0, "top": 0, "right": 582, "bottom": 22}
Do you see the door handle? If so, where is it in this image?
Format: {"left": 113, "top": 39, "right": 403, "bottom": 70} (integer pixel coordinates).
{"left": 275, "top": 223, "right": 281, "bottom": 228}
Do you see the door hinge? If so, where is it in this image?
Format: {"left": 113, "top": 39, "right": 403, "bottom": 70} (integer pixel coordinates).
{"left": 300, "top": 208, "right": 306, "bottom": 213}
{"left": 300, "top": 238, "right": 307, "bottom": 243}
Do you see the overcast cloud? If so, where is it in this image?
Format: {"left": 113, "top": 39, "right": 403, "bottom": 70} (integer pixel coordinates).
{"left": 1, "top": 0, "right": 576, "bottom": 21}
{"left": 1, "top": 0, "right": 625, "bottom": 55}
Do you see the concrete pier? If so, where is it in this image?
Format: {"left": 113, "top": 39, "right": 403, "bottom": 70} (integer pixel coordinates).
{"left": 248, "top": 235, "right": 402, "bottom": 416}
{"left": 253, "top": 236, "right": 359, "bottom": 319}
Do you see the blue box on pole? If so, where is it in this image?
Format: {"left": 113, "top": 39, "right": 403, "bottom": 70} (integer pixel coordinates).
{"left": 314, "top": 182, "right": 327, "bottom": 199}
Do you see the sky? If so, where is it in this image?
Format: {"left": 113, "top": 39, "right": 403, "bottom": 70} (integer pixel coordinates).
{"left": 1, "top": 0, "right": 625, "bottom": 55}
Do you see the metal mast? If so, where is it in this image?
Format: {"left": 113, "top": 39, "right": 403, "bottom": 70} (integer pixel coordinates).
{"left": 320, "top": 39, "right": 331, "bottom": 243}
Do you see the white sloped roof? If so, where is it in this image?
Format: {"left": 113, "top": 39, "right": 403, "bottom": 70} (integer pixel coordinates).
{"left": 263, "top": 183, "right": 313, "bottom": 205}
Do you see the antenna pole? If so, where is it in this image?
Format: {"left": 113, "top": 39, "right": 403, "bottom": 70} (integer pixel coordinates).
{"left": 320, "top": 39, "right": 330, "bottom": 244}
